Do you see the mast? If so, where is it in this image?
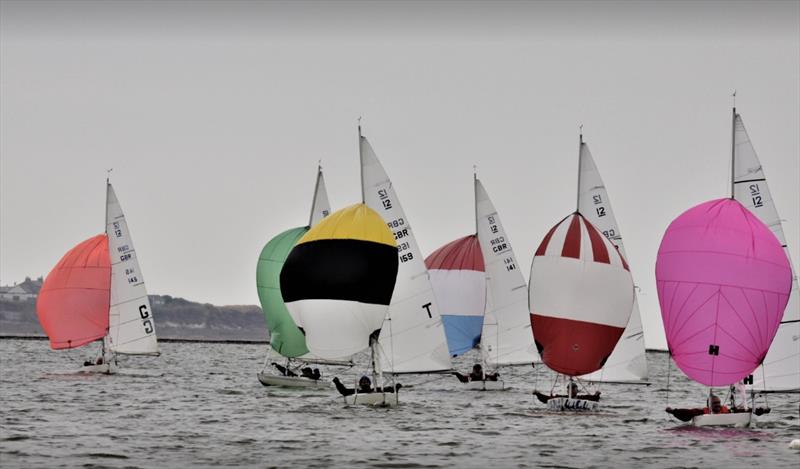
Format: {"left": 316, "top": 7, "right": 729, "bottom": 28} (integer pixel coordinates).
{"left": 576, "top": 126, "right": 583, "bottom": 212}
{"left": 103, "top": 169, "right": 111, "bottom": 359}
{"left": 473, "top": 166, "right": 478, "bottom": 235}
{"left": 358, "top": 117, "right": 365, "bottom": 203}
{"left": 730, "top": 93, "right": 737, "bottom": 199}
{"left": 308, "top": 162, "right": 322, "bottom": 226}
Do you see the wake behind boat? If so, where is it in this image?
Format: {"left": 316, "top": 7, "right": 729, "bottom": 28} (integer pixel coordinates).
{"left": 36, "top": 177, "right": 160, "bottom": 374}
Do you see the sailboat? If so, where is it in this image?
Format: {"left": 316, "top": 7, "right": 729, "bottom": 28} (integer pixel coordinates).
{"left": 36, "top": 178, "right": 159, "bottom": 374}
{"left": 575, "top": 135, "right": 649, "bottom": 384}
{"left": 359, "top": 128, "right": 453, "bottom": 376}
{"left": 656, "top": 199, "right": 791, "bottom": 427}
{"left": 256, "top": 165, "right": 343, "bottom": 388}
{"left": 731, "top": 110, "right": 799, "bottom": 393}
{"left": 657, "top": 106, "right": 793, "bottom": 427}
{"left": 529, "top": 135, "right": 635, "bottom": 411}
{"left": 280, "top": 203, "right": 400, "bottom": 406}
{"left": 426, "top": 173, "right": 540, "bottom": 390}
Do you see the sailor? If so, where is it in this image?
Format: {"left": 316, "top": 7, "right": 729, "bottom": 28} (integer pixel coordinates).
{"left": 300, "top": 367, "right": 322, "bottom": 380}
{"left": 332, "top": 375, "right": 402, "bottom": 396}
{"left": 567, "top": 381, "right": 579, "bottom": 398}
{"left": 271, "top": 362, "right": 297, "bottom": 377}
{"left": 666, "top": 394, "right": 729, "bottom": 421}
{"left": 452, "top": 364, "right": 499, "bottom": 383}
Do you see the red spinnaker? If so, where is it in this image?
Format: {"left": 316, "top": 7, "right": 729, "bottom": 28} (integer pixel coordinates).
{"left": 36, "top": 234, "right": 111, "bottom": 349}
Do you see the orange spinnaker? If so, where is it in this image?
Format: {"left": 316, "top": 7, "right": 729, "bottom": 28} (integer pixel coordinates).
{"left": 36, "top": 234, "right": 111, "bottom": 349}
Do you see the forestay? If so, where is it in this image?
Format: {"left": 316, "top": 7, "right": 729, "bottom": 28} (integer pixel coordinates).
{"left": 576, "top": 142, "right": 648, "bottom": 383}
{"left": 732, "top": 112, "right": 799, "bottom": 392}
{"left": 360, "top": 134, "right": 452, "bottom": 373}
{"left": 475, "top": 179, "right": 539, "bottom": 367}
{"left": 656, "top": 199, "right": 792, "bottom": 386}
{"left": 106, "top": 183, "right": 159, "bottom": 355}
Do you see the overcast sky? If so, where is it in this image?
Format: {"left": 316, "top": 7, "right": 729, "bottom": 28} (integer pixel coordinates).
{"left": 2, "top": 0, "right": 798, "bottom": 349}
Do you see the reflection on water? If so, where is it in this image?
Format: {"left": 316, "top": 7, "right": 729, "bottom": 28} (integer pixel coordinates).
{"left": 1, "top": 340, "right": 798, "bottom": 468}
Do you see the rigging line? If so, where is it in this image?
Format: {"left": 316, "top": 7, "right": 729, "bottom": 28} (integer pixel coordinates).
{"left": 665, "top": 351, "right": 671, "bottom": 411}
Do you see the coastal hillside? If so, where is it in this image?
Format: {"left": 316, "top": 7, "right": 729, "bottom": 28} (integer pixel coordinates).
{"left": 0, "top": 294, "right": 268, "bottom": 342}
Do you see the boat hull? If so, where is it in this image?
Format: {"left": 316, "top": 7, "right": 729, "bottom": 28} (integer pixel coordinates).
{"left": 546, "top": 397, "right": 599, "bottom": 412}
{"left": 464, "top": 380, "right": 505, "bottom": 391}
{"left": 257, "top": 372, "right": 330, "bottom": 389}
{"left": 691, "top": 412, "right": 752, "bottom": 428}
{"left": 344, "top": 392, "right": 399, "bottom": 407}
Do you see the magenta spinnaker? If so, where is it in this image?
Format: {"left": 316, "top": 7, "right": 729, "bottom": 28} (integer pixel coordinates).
{"left": 656, "top": 198, "right": 792, "bottom": 387}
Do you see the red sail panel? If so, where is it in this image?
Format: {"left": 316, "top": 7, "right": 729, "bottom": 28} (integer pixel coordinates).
{"left": 36, "top": 234, "right": 111, "bottom": 349}
{"left": 425, "top": 234, "right": 484, "bottom": 272}
{"left": 531, "top": 314, "right": 625, "bottom": 375}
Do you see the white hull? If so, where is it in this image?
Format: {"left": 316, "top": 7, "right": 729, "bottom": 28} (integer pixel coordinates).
{"left": 79, "top": 362, "right": 118, "bottom": 375}
{"left": 257, "top": 372, "right": 330, "bottom": 389}
{"left": 344, "top": 392, "right": 399, "bottom": 407}
{"left": 464, "top": 380, "right": 505, "bottom": 391}
{"left": 546, "top": 397, "right": 599, "bottom": 412}
{"left": 691, "top": 412, "right": 752, "bottom": 428}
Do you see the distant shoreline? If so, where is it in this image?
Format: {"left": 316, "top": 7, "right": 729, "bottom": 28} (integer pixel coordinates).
{"left": 0, "top": 335, "right": 269, "bottom": 345}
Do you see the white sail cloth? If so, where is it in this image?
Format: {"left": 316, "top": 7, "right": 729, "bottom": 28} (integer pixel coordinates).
{"left": 360, "top": 135, "right": 452, "bottom": 374}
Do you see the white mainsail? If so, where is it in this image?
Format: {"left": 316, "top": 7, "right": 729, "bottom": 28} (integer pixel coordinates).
{"left": 732, "top": 112, "right": 799, "bottom": 392}
{"left": 308, "top": 166, "right": 331, "bottom": 227}
{"left": 106, "top": 182, "right": 159, "bottom": 355}
{"left": 360, "top": 133, "right": 452, "bottom": 374}
{"left": 576, "top": 140, "right": 648, "bottom": 383}
{"left": 475, "top": 178, "right": 540, "bottom": 367}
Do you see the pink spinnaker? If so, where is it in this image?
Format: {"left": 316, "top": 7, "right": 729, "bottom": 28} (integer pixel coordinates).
{"left": 656, "top": 198, "right": 792, "bottom": 386}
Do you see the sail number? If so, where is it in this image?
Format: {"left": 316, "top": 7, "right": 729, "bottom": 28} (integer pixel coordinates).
{"left": 593, "top": 194, "right": 607, "bottom": 217}
{"left": 378, "top": 189, "right": 393, "bottom": 210}
{"left": 112, "top": 221, "right": 123, "bottom": 238}
{"left": 139, "top": 305, "right": 154, "bottom": 334}
{"left": 749, "top": 184, "right": 763, "bottom": 208}
{"left": 387, "top": 218, "right": 414, "bottom": 263}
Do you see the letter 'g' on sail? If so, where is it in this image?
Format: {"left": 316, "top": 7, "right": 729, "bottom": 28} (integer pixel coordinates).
{"left": 426, "top": 235, "right": 486, "bottom": 357}
{"left": 656, "top": 198, "right": 792, "bottom": 387}
{"left": 36, "top": 234, "right": 111, "bottom": 349}
{"left": 529, "top": 213, "right": 634, "bottom": 376}
{"left": 280, "top": 203, "right": 399, "bottom": 360}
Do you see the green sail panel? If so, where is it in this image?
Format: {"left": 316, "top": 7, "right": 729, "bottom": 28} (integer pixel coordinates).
{"left": 256, "top": 226, "right": 310, "bottom": 358}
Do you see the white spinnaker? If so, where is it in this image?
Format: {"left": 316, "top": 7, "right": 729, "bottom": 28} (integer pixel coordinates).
{"left": 733, "top": 113, "right": 799, "bottom": 392}
{"left": 360, "top": 135, "right": 452, "bottom": 373}
{"left": 577, "top": 142, "right": 648, "bottom": 383}
{"left": 475, "top": 179, "right": 540, "bottom": 367}
{"left": 106, "top": 183, "right": 159, "bottom": 355}
{"left": 309, "top": 167, "right": 331, "bottom": 227}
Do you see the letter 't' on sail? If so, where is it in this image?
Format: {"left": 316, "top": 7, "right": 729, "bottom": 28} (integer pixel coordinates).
{"left": 426, "top": 235, "right": 486, "bottom": 357}
{"left": 529, "top": 213, "right": 634, "bottom": 376}
{"left": 656, "top": 198, "right": 792, "bottom": 386}
{"left": 280, "top": 203, "right": 399, "bottom": 360}
{"left": 36, "top": 235, "right": 111, "bottom": 350}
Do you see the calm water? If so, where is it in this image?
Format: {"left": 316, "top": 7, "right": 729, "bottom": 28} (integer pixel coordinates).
{"left": 1, "top": 339, "right": 798, "bottom": 468}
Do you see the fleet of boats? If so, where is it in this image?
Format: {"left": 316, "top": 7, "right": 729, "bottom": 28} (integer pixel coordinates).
{"left": 32, "top": 108, "right": 798, "bottom": 427}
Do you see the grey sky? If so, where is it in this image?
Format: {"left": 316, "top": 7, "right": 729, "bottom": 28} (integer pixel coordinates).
{"left": 2, "top": 0, "right": 798, "bottom": 349}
